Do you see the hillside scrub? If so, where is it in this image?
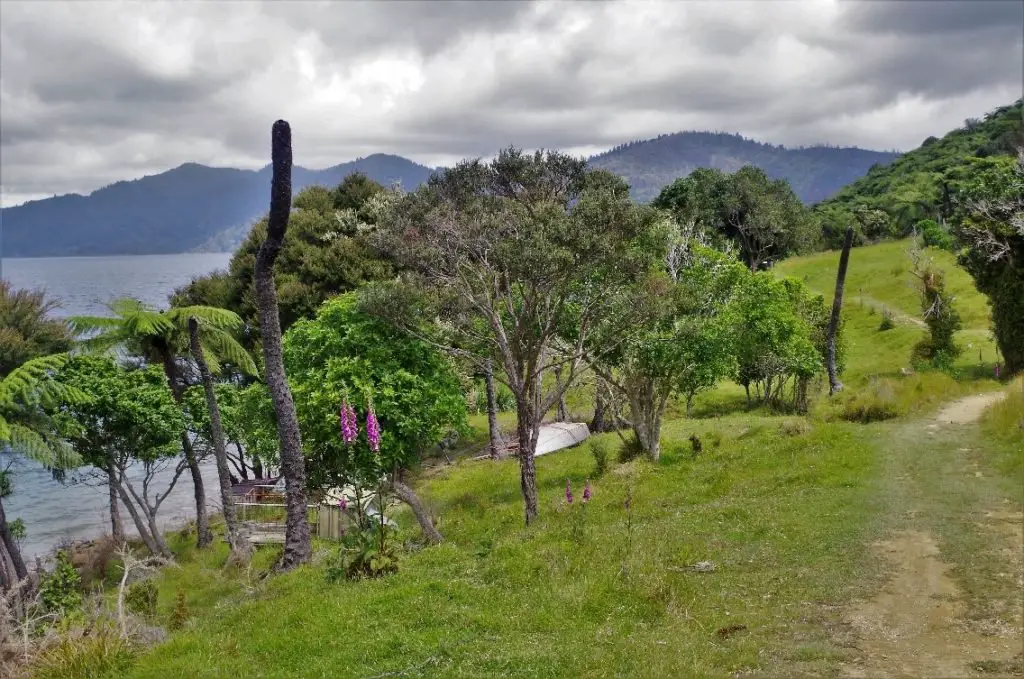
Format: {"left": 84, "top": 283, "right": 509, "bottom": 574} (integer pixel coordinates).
{"left": 816, "top": 99, "right": 1022, "bottom": 244}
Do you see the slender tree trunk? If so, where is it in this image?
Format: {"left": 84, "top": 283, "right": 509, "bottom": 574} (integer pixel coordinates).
{"left": 106, "top": 463, "right": 125, "bottom": 545}
{"left": 514, "top": 395, "right": 540, "bottom": 525}
{"left": 554, "top": 366, "right": 569, "bottom": 422}
{"left": 0, "top": 497, "right": 26, "bottom": 580}
{"left": 158, "top": 351, "right": 212, "bottom": 548}
{"left": 484, "top": 360, "right": 505, "bottom": 459}
{"left": 391, "top": 479, "right": 443, "bottom": 544}
{"left": 189, "top": 317, "right": 251, "bottom": 564}
{"left": 827, "top": 226, "right": 855, "bottom": 395}
{"left": 254, "top": 120, "right": 312, "bottom": 570}
{"left": 114, "top": 480, "right": 161, "bottom": 556}
{"left": 590, "top": 382, "right": 607, "bottom": 433}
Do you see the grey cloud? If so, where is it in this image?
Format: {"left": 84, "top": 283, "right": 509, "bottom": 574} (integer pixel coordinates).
{"left": 842, "top": 0, "right": 1024, "bottom": 35}
{"left": 1, "top": 0, "right": 1021, "bottom": 206}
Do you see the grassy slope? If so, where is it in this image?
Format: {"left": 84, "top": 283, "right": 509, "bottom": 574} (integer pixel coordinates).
{"left": 79, "top": 244, "right": 1019, "bottom": 679}
{"left": 776, "top": 239, "right": 999, "bottom": 376}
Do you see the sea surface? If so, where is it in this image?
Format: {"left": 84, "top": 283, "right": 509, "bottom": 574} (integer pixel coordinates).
{"left": 3, "top": 253, "right": 233, "bottom": 560}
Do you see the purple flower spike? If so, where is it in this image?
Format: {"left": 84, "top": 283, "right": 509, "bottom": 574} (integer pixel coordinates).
{"left": 565, "top": 479, "right": 573, "bottom": 504}
{"left": 582, "top": 479, "right": 592, "bottom": 503}
{"left": 338, "top": 496, "right": 348, "bottom": 511}
{"left": 366, "top": 404, "right": 381, "bottom": 453}
{"left": 340, "top": 399, "right": 358, "bottom": 445}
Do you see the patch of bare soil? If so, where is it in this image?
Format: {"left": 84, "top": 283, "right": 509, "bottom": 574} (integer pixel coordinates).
{"left": 841, "top": 530, "right": 1023, "bottom": 678}
{"left": 934, "top": 392, "right": 1009, "bottom": 425}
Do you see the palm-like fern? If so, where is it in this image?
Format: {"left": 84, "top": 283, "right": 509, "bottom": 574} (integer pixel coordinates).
{"left": 0, "top": 353, "right": 84, "bottom": 469}
{"left": 70, "top": 299, "right": 258, "bottom": 377}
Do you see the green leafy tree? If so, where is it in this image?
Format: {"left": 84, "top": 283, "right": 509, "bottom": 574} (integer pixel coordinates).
{"left": 283, "top": 293, "right": 468, "bottom": 543}
{"left": 0, "top": 281, "right": 73, "bottom": 378}
{"left": 583, "top": 241, "right": 742, "bottom": 459}
{"left": 53, "top": 356, "right": 184, "bottom": 556}
{"left": 69, "top": 299, "right": 256, "bottom": 549}
{"left": 654, "top": 166, "right": 819, "bottom": 271}
{"left": 951, "top": 151, "right": 1024, "bottom": 375}
{"left": 726, "top": 274, "right": 824, "bottom": 411}
{"left": 371, "top": 149, "right": 668, "bottom": 524}
{"left": 173, "top": 172, "right": 396, "bottom": 350}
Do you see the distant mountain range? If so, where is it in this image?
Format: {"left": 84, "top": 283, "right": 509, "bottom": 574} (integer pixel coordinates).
{"left": 1, "top": 133, "right": 900, "bottom": 258}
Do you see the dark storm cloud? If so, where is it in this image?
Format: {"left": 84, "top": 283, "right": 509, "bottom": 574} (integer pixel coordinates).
{"left": 843, "top": 0, "right": 1024, "bottom": 35}
{"left": 0, "top": 0, "right": 1020, "bottom": 207}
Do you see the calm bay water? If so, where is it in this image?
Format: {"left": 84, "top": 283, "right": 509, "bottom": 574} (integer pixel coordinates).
{"left": 3, "top": 253, "right": 232, "bottom": 559}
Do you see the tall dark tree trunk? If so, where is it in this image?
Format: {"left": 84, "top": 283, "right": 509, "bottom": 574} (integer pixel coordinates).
{"left": 391, "top": 479, "right": 443, "bottom": 544}
{"left": 514, "top": 395, "right": 540, "bottom": 524}
{"left": 0, "top": 497, "right": 27, "bottom": 580}
{"left": 254, "top": 120, "right": 312, "bottom": 570}
{"left": 189, "top": 318, "right": 251, "bottom": 565}
{"left": 827, "top": 226, "right": 855, "bottom": 395}
{"left": 106, "top": 462, "right": 125, "bottom": 545}
{"left": 158, "top": 349, "right": 212, "bottom": 548}
{"left": 484, "top": 360, "right": 504, "bottom": 459}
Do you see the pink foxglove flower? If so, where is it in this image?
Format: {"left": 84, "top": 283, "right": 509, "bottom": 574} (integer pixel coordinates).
{"left": 338, "top": 496, "right": 348, "bottom": 511}
{"left": 582, "top": 479, "right": 592, "bottom": 503}
{"left": 366, "top": 404, "right": 381, "bottom": 453}
{"left": 565, "top": 479, "right": 573, "bottom": 504}
{"left": 340, "top": 399, "right": 358, "bottom": 445}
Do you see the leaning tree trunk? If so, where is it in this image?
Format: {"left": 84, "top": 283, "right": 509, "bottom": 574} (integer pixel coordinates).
{"left": 159, "top": 350, "right": 212, "bottom": 549}
{"left": 113, "top": 481, "right": 163, "bottom": 556}
{"left": 0, "top": 538, "right": 17, "bottom": 589}
{"left": 0, "top": 497, "right": 27, "bottom": 580}
{"left": 189, "top": 318, "right": 251, "bottom": 565}
{"left": 827, "top": 226, "right": 855, "bottom": 395}
{"left": 254, "top": 120, "right": 312, "bottom": 570}
{"left": 391, "top": 479, "right": 443, "bottom": 545}
{"left": 484, "top": 360, "right": 505, "bottom": 459}
{"left": 105, "top": 462, "right": 125, "bottom": 545}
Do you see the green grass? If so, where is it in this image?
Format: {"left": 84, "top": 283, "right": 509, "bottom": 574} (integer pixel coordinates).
{"left": 34, "top": 239, "right": 1022, "bottom": 679}
{"left": 119, "top": 417, "right": 883, "bottom": 679}
{"left": 776, "top": 239, "right": 998, "bottom": 362}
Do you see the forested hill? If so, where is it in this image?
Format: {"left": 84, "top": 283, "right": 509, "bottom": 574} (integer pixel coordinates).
{"left": 589, "top": 132, "right": 900, "bottom": 203}
{"left": 816, "top": 99, "right": 1023, "bottom": 234}
{"left": 0, "top": 155, "right": 435, "bottom": 258}
{"left": 2, "top": 133, "right": 899, "bottom": 257}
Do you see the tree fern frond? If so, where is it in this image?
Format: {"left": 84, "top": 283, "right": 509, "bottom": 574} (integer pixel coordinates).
{"left": 6, "top": 424, "right": 59, "bottom": 467}
{"left": 199, "top": 329, "right": 258, "bottom": 376}
{"left": 170, "top": 306, "right": 244, "bottom": 331}
{"left": 0, "top": 353, "right": 71, "bottom": 403}
{"left": 67, "top": 314, "right": 125, "bottom": 336}
{"left": 0, "top": 413, "right": 10, "bottom": 443}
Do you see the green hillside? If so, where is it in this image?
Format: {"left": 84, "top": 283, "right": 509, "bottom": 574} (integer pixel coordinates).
{"left": 776, "top": 239, "right": 998, "bottom": 377}
{"left": 815, "top": 99, "right": 1022, "bottom": 244}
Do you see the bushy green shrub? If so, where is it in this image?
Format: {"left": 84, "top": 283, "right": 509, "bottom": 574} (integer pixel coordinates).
{"left": 168, "top": 590, "right": 189, "bottom": 630}
{"left": 590, "top": 439, "right": 610, "bottom": 477}
{"left": 40, "top": 550, "right": 82, "bottom": 617}
{"left": 916, "top": 219, "right": 953, "bottom": 251}
{"left": 839, "top": 382, "right": 901, "bottom": 423}
{"left": 878, "top": 309, "right": 896, "bottom": 331}
{"left": 125, "top": 580, "right": 159, "bottom": 619}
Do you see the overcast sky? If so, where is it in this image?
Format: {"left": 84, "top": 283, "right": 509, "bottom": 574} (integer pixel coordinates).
{"left": 1, "top": 0, "right": 1021, "bottom": 207}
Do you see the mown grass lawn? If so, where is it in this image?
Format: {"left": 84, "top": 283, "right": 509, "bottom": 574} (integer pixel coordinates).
{"left": 58, "top": 241, "right": 1020, "bottom": 679}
